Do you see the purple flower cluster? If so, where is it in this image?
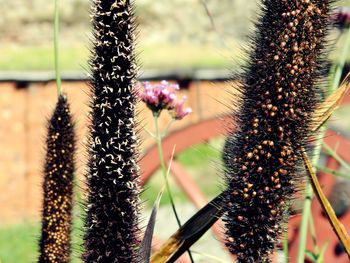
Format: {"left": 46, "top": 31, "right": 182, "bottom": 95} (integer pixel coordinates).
{"left": 333, "top": 7, "right": 350, "bottom": 30}
{"left": 171, "top": 96, "right": 192, "bottom": 120}
{"left": 138, "top": 80, "right": 192, "bottom": 120}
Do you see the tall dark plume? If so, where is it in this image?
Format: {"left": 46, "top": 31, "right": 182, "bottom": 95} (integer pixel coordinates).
{"left": 223, "top": 1, "right": 333, "bottom": 262}
{"left": 83, "top": 0, "right": 140, "bottom": 262}
{"left": 39, "top": 95, "right": 75, "bottom": 263}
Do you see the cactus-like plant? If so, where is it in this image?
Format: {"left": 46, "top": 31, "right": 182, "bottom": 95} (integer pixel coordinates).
{"left": 39, "top": 95, "right": 75, "bottom": 263}
{"left": 223, "top": 1, "right": 333, "bottom": 262}
{"left": 83, "top": 0, "right": 140, "bottom": 262}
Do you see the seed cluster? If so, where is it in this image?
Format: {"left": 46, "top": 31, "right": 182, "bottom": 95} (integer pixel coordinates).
{"left": 224, "top": 1, "right": 333, "bottom": 262}
{"left": 39, "top": 95, "right": 75, "bottom": 263}
{"left": 83, "top": 0, "right": 140, "bottom": 262}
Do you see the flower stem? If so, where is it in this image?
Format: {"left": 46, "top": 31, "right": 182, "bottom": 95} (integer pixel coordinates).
{"left": 297, "top": 27, "right": 350, "bottom": 263}
{"left": 154, "top": 116, "right": 181, "bottom": 225}
{"left": 54, "top": 0, "right": 62, "bottom": 97}
{"left": 153, "top": 116, "right": 195, "bottom": 262}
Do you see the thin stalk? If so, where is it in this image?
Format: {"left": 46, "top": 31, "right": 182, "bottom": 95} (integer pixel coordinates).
{"left": 316, "top": 242, "right": 329, "bottom": 263}
{"left": 309, "top": 213, "right": 319, "bottom": 256}
{"left": 198, "top": 0, "right": 227, "bottom": 49}
{"left": 297, "top": 27, "right": 350, "bottom": 263}
{"left": 323, "top": 143, "right": 350, "bottom": 173}
{"left": 297, "top": 132, "right": 324, "bottom": 263}
{"left": 309, "top": 212, "right": 329, "bottom": 263}
{"left": 283, "top": 230, "right": 289, "bottom": 263}
{"left": 54, "top": 0, "right": 62, "bottom": 96}
{"left": 316, "top": 165, "right": 350, "bottom": 180}
{"left": 153, "top": 116, "right": 195, "bottom": 263}
{"left": 154, "top": 116, "right": 181, "bottom": 226}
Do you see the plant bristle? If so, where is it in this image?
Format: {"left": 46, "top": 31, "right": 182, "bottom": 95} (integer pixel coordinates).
{"left": 39, "top": 95, "right": 75, "bottom": 263}
{"left": 82, "top": 0, "right": 140, "bottom": 262}
{"left": 223, "top": 1, "right": 333, "bottom": 262}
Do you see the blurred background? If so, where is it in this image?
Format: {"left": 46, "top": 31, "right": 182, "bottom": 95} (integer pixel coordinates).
{"left": 1, "top": 0, "right": 350, "bottom": 262}
{"left": 0, "top": 0, "right": 258, "bottom": 71}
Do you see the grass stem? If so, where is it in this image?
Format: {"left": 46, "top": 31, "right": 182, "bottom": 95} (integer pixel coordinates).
{"left": 323, "top": 143, "right": 350, "bottom": 173}
{"left": 54, "top": 0, "right": 62, "bottom": 96}
{"left": 283, "top": 230, "right": 289, "bottom": 263}
{"left": 297, "top": 132, "right": 324, "bottom": 263}
{"left": 316, "top": 165, "right": 350, "bottom": 180}
{"left": 153, "top": 116, "right": 195, "bottom": 263}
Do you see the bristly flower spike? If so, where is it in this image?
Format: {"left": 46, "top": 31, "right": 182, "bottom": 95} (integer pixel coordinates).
{"left": 223, "top": 1, "right": 334, "bottom": 262}
{"left": 39, "top": 95, "right": 75, "bottom": 263}
{"left": 83, "top": 0, "right": 141, "bottom": 262}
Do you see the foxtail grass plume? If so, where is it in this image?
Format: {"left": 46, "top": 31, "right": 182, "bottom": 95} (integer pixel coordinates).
{"left": 39, "top": 95, "right": 75, "bottom": 263}
{"left": 223, "top": 1, "right": 333, "bottom": 262}
{"left": 83, "top": 0, "right": 141, "bottom": 262}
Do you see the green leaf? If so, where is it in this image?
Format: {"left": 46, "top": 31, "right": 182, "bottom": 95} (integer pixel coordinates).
{"left": 311, "top": 72, "right": 350, "bottom": 132}
{"left": 316, "top": 241, "right": 329, "bottom": 263}
{"left": 150, "top": 192, "right": 226, "bottom": 263}
{"left": 139, "top": 189, "right": 164, "bottom": 263}
{"left": 305, "top": 250, "right": 317, "bottom": 262}
{"left": 323, "top": 143, "right": 350, "bottom": 174}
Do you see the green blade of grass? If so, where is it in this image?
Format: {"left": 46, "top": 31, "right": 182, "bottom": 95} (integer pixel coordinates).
{"left": 315, "top": 165, "right": 350, "bottom": 180}
{"left": 283, "top": 230, "right": 289, "bottom": 263}
{"left": 323, "top": 143, "right": 350, "bottom": 174}
{"left": 54, "top": 0, "right": 62, "bottom": 96}
{"left": 139, "top": 189, "right": 164, "bottom": 263}
{"left": 150, "top": 192, "right": 226, "bottom": 263}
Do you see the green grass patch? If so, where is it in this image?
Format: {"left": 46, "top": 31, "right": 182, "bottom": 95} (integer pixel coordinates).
{"left": 0, "top": 212, "right": 84, "bottom": 263}
{"left": 0, "top": 222, "right": 40, "bottom": 263}
{"left": 140, "top": 44, "right": 231, "bottom": 70}
{"left": 0, "top": 45, "right": 88, "bottom": 71}
{"left": 0, "top": 43, "right": 231, "bottom": 71}
{"left": 176, "top": 138, "right": 223, "bottom": 167}
{"left": 6, "top": 40, "right": 349, "bottom": 72}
